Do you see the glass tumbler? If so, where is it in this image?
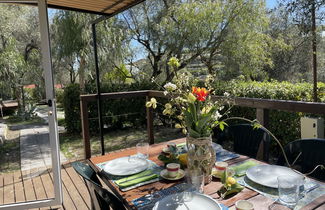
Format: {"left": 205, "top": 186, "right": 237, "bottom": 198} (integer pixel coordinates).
{"left": 136, "top": 142, "right": 149, "bottom": 159}
{"left": 187, "top": 169, "right": 204, "bottom": 194}
{"left": 277, "top": 175, "right": 301, "bottom": 207}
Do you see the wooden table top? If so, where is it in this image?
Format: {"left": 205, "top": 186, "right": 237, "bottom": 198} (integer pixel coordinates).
{"left": 89, "top": 138, "right": 325, "bottom": 210}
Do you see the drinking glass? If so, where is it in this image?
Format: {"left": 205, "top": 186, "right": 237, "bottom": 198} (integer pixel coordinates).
{"left": 277, "top": 175, "right": 301, "bottom": 207}
{"left": 178, "top": 182, "right": 193, "bottom": 202}
{"left": 235, "top": 200, "right": 254, "bottom": 210}
{"left": 187, "top": 169, "right": 204, "bottom": 193}
{"left": 136, "top": 142, "right": 149, "bottom": 159}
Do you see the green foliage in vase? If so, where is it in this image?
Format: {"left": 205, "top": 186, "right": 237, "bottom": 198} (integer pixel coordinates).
{"left": 146, "top": 57, "right": 230, "bottom": 138}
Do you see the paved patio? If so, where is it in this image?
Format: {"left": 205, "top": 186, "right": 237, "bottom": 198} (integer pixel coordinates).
{"left": 20, "top": 126, "right": 67, "bottom": 173}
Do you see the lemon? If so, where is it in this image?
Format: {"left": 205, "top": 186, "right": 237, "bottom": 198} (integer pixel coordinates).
{"left": 226, "top": 177, "right": 237, "bottom": 186}
{"left": 178, "top": 153, "right": 188, "bottom": 166}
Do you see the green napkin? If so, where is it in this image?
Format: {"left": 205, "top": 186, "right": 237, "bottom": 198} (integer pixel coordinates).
{"left": 230, "top": 160, "right": 259, "bottom": 177}
{"left": 177, "top": 143, "right": 186, "bottom": 147}
{"left": 115, "top": 170, "right": 158, "bottom": 188}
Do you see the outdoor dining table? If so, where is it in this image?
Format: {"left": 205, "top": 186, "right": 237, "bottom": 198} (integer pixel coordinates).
{"left": 88, "top": 138, "right": 325, "bottom": 210}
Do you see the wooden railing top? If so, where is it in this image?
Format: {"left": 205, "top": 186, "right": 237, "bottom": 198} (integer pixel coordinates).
{"left": 81, "top": 90, "right": 325, "bottom": 115}
{"left": 80, "top": 90, "right": 149, "bottom": 102}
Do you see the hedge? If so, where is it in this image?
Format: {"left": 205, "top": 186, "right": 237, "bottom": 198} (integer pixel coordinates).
{"left": 63, "top": 84, "right": 81, "bottom": 133}
{"left": 214, "top": 80, "right": 325, "bottom": 151}
{"left": 63, "top": 81, "right": 157, "bottom": 134}
{"left": 63, "top": 79, "right": 324, "bottom": 151}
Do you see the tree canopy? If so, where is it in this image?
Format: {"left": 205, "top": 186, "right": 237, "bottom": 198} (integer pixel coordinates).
{"left": 0, "top": 0, "right": 324, "bottom": 104}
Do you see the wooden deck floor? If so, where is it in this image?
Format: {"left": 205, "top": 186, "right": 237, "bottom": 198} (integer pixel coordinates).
{"left": 0, "top": 162, "right": 91, "bottom": 210}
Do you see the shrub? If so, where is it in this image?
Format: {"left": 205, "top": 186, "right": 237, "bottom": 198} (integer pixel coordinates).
{"left": 62, "top": 81, "right": 157, "bottom": 134}
{"left": 56, "top": 88, "right": 64, "bottom": 105}
{"left": 63, "top": 84, "right": 81, "bottom": 134}
{"left": 87, "top": 81, "right": 157, "bottom": 133}
{"left": 214, "top": 80, "right": 325, "bottom": 151}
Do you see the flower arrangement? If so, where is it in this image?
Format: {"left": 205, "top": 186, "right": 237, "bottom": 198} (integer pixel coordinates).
{"left": 146, "top": 57, "right": 230, "bottom": 138}
{"left": 146, "top": 57, "right": 231, "bottom": 183}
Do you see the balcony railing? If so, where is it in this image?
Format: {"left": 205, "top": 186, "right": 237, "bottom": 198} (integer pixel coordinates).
{"left": 80, "top": 90, "right": 325, "bottom": 159}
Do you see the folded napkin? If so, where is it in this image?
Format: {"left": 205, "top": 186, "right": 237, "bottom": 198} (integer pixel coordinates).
{"left": 115, "top": 170, "right": 158, "bottom": 189}
{"left": 177, "top": 143, "right": 186, "bottom": 147}
{"left": 230, "top": 160, "right": 259, "bottom": 177}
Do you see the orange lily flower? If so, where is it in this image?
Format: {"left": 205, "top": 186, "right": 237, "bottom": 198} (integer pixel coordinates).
{"left": 192, "top": 87, "right": 209, "bottom": 102}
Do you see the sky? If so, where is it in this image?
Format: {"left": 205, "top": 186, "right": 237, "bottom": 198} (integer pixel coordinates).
{"left": 266, "top": 0, "right": 278, "bottom": 9}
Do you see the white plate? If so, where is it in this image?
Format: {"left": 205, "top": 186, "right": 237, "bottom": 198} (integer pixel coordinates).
{"left": 246, "top": 165, "right": 304, "bottom": 188}
{"left": 160, "top": 169, "right": 185, "bottom": 181}
{"left": 103, "top": 157, "right": 148, "bottom": 176}
{"left": 153, "top": 193, "right": 221, "bottom": 210}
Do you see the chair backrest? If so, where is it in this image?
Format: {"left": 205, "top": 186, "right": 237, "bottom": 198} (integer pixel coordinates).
{"left": 215, "top": 124, "right": 270, "bottom": 161}
{"left": 71, "top": 162, "right": 126, "bottom": 210}
{"left": 277, "top": 139, "right": 325, "bottom": 181}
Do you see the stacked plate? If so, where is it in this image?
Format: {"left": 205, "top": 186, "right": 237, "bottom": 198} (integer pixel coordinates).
{"left": 152, "top": 193, "right": 222, "bottom": 210}
{"left": 246, "top": 165, "right": 304, "bottom": 188}
{"left": 103, "top": 156, "right": 148, "bottom": 176}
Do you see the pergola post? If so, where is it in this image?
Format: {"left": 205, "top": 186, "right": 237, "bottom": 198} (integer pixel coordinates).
{"left": 91, "top": 23, "right": 105, "bottom": 156}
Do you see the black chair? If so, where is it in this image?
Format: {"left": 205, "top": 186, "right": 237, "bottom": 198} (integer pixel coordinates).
{"left": 214, "top": 124, "right": 271, "bottom": 162}
{"left": 71, "top": 161, "right": 126, "bottom": 210}
{"left": 277, "top": 139, "right": 325, "bottom": 181}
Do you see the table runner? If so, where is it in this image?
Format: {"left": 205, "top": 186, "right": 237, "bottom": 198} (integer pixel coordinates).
{"left": 97, "top": 158, "right": 162, "bottom": 191}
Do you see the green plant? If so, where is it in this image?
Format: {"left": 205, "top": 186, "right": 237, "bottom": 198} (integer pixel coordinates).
{"left": 62, "top": 81, "right": 157, "bottom": 134}
{"left": 214, "top": 79, "right": 325, "bottom": 152}
{"left": 63, "top": 83, "right": 81, "bottom": 133}
{"left": 56, "top": 88, "right": 64, "bottom": 105}
{"left": 146, "top": 57, "right": 229, "bottom": 138}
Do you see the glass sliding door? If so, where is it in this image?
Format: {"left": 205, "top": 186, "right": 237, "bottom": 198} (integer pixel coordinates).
{"left": 0, "top": 0, "right": 62, "bottom": 209}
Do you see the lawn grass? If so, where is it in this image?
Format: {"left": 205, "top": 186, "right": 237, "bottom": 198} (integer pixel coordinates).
{"left": 0, "top": 139, "right": 20, "bottom": 173}
{"left": 5, "top": 115, "right": 44, "bottom": 126}
{"left": 59, "top": 126, "right": 185, "bottom": 160}
{"left": 0, "top": 131, "right": 20, "bottom": 173}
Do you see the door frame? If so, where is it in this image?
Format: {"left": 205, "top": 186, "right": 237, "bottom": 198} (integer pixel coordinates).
{"left": 0, "top": 0, "right": 62, "bottom": 209}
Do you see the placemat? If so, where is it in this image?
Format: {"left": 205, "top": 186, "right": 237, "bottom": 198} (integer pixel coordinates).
{"left": 97, "top": 158, "right": 162, "bottom": 191}
{"left": 238, "top": 176, "right": 325, "bottom": 210}
{"left": 132, "top": 183, "right": 229, "bottom": 210}
{"left": 216, "top": 149, "right": 240, "bottom": 162}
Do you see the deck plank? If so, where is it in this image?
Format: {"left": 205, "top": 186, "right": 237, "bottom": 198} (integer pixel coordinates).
{"left": 48, "top": 167, "right": 77, "bottom": 210}
{"left": 63, "top": 163, "right": 91, "bottom": 209}
{"left": 40, "top": 169, "right": 55, "bottom": 199}
{"left": 3, "top": 170, "right": 14, "bottom": 204}
{"left": 61, "top": 166, "right": 88, "bottom": 210}
{"left": 22, "top": 168, "right": 37, "bottom": 202}
{"left": 0, "top": 173, "right": 3, "bottom": 205}
{"left": 0, "top": 163, "right": 91, "bottom": 210}
{"left": 13, "top": 170, "right": 25, "bottom": 203}
{"left": 33, "top": 168, "right": 50, "bottom": 210}
{"left": 43, "top": 168, "right": 61, "bottom": 210}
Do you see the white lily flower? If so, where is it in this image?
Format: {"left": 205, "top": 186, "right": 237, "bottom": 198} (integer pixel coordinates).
{"left": 164, "top": 82, "right": 177, "bottom": 91}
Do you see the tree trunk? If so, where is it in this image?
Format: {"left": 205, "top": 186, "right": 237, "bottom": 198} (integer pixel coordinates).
{"left": 79, "top": 55, "right": 86, "bottom": 93}
{"left": 150, "top": 55, "right": 162, "bottom": 79}
{"left": 12, "top": 86, "right": 22, "bottom": 114}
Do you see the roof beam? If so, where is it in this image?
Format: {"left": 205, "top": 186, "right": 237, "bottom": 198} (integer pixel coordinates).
{"left": 101, "top": 0, "right": 126, "bottom": 13}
